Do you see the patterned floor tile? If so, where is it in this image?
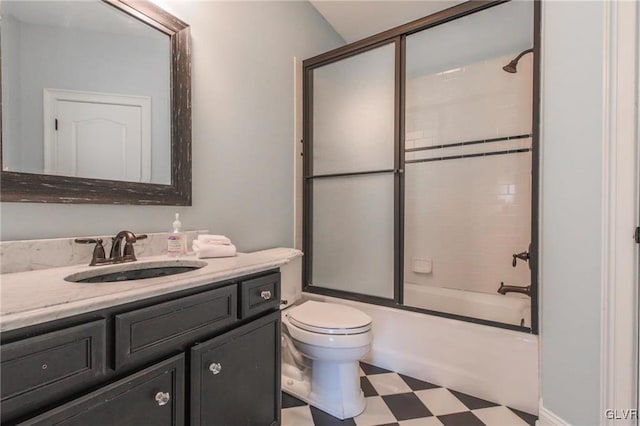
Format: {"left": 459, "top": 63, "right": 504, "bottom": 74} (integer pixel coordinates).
{"left": 398, "top": 417, "right": 444, "bottom": 426}
{"left": 368, "top": 373, "right": 413, "bottom": 396}
{"left": 415, "top": 388, "right": 469, "bottom": 416}
{"left": 360, "top": 362, "right": 392, "bottom": 375}
{"left": 281, "top": 362, "right": 538, "bottom": 426}
{"left": 283, "top": 392, "right": 308, "bottom": 409}
{"left": 382, "top": 393, "right": 433, "bottom": 421}
{"left": 448, "top": 390, "right": 499, "bottom": 411}
{"left": 399, "top": 374, "right": 440, "bottom": 391}
{"left": 353, "top": 396, "right": 396, "bottom": 426}
{"left": 472, "top": 406, "right": 530, "bottom": 426}
{"left": 282, "top": 405, "right": 315, "bottom": 426}
{"left": 437, "top": 411, "right": 485, "bottom": 426}
{"left": 508, "top": 407, "right": 538, "bottom": 426}
{"left": 361, "top": 376, "right": 379, "bottom": 397}
{"left": 310, "top": 406, "right": 357, "bottom": 426}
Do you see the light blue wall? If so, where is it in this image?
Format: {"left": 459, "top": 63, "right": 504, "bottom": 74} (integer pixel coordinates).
{"left": 540, "top": 2, "right": 605, "bottom": 424}
{"left": 0, "top": 1, "right": 344, "bottom": 252}
{"left": 2, "top": 14, "right": 21, "bottom": 169}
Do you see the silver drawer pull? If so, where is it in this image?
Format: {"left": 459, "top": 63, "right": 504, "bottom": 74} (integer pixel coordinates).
{"left": 155, "top": 391, "right": 170, "bottom": 406}
{"left": 260, "top": 290, "right": 272, "bottom": 300}
{"left": 209, "top": 362, "right": 222, "bottom": 375}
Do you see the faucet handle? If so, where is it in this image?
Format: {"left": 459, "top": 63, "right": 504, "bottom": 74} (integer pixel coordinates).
{"left": 75, "top": 238, "right": 106, "bottom": 266}
{"left": 136, "top": 234, "right": 148, "bottom": 241}
{"left": 74, "top": 238, "right": 102, "bottom": 245}
{"left": 512, "top": 251, "right": 530, "bottom": 267}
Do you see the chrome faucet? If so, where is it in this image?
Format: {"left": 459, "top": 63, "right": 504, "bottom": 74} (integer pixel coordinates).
{"left": 75, "top": 230, "right": 147, "bottom": 266}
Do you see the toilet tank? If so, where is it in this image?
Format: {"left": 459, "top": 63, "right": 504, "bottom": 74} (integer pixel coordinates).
{"left": 280, "top": 255, "right": 302, "bottom": 308}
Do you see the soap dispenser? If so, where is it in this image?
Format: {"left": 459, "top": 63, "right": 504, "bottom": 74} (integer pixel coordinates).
{"left": 167, "top": 213, "right": 187, "bottom": 256}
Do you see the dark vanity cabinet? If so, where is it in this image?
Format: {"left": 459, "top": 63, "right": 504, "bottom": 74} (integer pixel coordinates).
{"left": 0, "top": 270, "right": 282, "bottom": 426}
{"left": 191, "top": 312, "right": 281, "bottom": 426}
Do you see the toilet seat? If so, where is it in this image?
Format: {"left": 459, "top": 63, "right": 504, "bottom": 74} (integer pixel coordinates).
{"left": 288, "top": 301, "right": 372, "bottom": 335}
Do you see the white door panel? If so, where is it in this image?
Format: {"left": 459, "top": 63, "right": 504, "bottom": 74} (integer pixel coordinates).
{"left": 43, "top": 89, "right": 151, "bottom": 182}
{"left": 57, "top": 101, "right": 143, "bottom": 181}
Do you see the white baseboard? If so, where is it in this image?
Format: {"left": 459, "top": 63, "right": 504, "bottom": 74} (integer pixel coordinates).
{"left": 537, "top": 401, "right": 570, "bottom": 426}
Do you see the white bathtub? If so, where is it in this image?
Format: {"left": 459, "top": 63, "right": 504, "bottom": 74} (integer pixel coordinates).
{"left": 403, "top": 283, "right": 531, "bottom": 327}
{"left": 303, "top": 292, "right": 539, "bottom": 416}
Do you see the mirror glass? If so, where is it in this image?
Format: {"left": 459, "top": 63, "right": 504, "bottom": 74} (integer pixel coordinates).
{"left": 1, "top": 0, "right": 172, "bottom": 184}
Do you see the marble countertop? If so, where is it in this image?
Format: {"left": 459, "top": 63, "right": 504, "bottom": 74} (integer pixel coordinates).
{"left": 0, "top": 247, "right": 302, "bottom": 332}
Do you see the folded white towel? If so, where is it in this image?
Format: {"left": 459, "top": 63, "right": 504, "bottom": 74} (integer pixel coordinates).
{"left": 193, "top": 241, "right": 236, "bottom": 258}
{"left": 197, "top": 234, "right": 231, "bottom": 245}
{"left": 193, "top": 240, "right": 230, "bottom": 250}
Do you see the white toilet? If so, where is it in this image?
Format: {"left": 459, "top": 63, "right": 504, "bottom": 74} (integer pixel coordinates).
{"left": 281, "top": 300, "right": 373, "bottom": 419}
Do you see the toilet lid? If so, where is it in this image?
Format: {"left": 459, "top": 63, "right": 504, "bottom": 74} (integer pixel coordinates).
{"left": 288, "top": 301, "right": 372, "bottom": 335}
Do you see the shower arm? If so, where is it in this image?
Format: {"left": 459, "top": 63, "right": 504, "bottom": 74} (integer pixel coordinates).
{"left": 512, "top": 48, "right": 533, "bottom": 64}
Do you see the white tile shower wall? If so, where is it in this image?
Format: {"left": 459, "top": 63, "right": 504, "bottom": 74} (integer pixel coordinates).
{"left": 408, "top": 137, "right": 532, "bottom": 162}
{"left": 405, "top": 54, "right": 533, "bottom": 148}
{"left": 403, "top": 54, "right": 532, "bottom": 296}
{"left": 404, "top": 153, "right": 531, "bottom": 294}
{"left": 0, "top": 230, "right": 206, "bottom": 274}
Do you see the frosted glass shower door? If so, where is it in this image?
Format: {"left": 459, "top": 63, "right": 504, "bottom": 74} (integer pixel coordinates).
{"left": 402, "top": 1, "right": 534, "bottom": 326}
{"left": 307, "top": 43, "right": 396, "bottom": 299}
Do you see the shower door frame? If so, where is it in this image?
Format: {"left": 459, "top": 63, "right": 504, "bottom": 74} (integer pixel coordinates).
{"left": 302, "top": 0, "right": 541, "bottom": 334}
{"left": 302, "top": 36, "right": 403, "bottom": 306}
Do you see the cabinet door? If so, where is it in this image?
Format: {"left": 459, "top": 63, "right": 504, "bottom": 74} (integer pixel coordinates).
{"left": 21, "top": 354, "right": 185, "bottom": 426}
{"left": 191, "top": 310, "right": 281, "bottom": 426}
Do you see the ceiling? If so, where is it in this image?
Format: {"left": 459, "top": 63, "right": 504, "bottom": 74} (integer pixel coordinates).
{"left": 309, "top": 0, "right": 465, "bottom": 44}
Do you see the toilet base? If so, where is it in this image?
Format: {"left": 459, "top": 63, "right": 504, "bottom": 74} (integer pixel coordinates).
{"left": 282, "top": 360, "right": 366, "bottom": 420}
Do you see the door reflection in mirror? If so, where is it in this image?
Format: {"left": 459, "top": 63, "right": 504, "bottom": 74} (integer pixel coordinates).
{"left": 1, "top": 0, "right": 171, "bottom": 184}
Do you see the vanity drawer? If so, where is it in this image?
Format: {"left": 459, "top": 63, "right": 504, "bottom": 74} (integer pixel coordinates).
{"left": 115, "top": 285, "right": 237, "bottom": 370}
{"left": 0, "top": 320, "right": 106, "bottom": 423}
{"left": 21, "top": 354, "right": 185, "bottom": 426}
{"left": 238, "top": 272, "right": 280, "bottom": 319}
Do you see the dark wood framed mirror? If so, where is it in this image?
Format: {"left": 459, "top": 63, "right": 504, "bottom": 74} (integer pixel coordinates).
{"left": 0, "top": 0, "right": 191, "bottom": 205}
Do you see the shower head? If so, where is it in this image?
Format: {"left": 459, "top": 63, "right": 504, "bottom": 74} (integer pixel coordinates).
{"left": 502, "top": 61, "right": 518, "bottom": 74}
{"left": 502, "top": 48, "right": 534, "bottom": 74}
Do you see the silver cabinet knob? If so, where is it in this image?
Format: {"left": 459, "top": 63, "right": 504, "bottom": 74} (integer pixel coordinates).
{"left": 209, "top": 362, "right": 222, "bottom": 375}
{"left": 155, "top": 391, "right": 170, "bottom": 406}
{"left": 260, "top": 290, "right": 272, "bottom": 300}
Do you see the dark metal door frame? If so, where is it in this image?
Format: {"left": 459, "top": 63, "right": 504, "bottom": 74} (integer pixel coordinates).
{"left": 302, "top": 0, "right": 541, "bottom": 334}
{"left": 302, "top": 37, "right": 402, "bottom": 305}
